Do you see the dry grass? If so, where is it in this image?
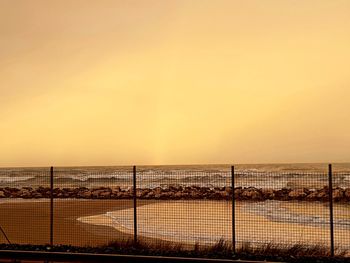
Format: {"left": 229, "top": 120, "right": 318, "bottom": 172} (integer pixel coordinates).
{"left": 0, "top": 239, "right": 348, "bottom": 262}
{"left": 104, "top": 238, "right": 349, "bottom": 260}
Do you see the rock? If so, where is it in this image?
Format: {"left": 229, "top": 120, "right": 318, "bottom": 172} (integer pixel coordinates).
{"left": 62, "top": 188, "right": 72, "bottom": 193}
{"left": 169, "top": 185, "right": 182, "bottom": 192}
{"left": 19, "top": 189, "right": 32, "bottom": 198}
{"left": 199, "top": 187, "right": 210, "bottom": 193}
{"left": 344, "top": 188, "right": 350, "bottom": 200}
{"left": 174, "top": 192, "right": 183, "bottom": 199}
{"left": 305, "top": 191, "right": 318, "bottom": 201}
{"left": 190, "top": 191, "right": 200, "bottom": 199}
{"left": 117, "top": 191, "right": 131, "bottom": 199}
{"left": 208, "top": 192, "right": 221, "bottom": 200}
{"left": 184, "top": 187, "right": 192, "bottom": 193}
{"left": 219, "top": 191, "right": 229, "bottom": 199}
{"left": 168, "top": 191, "right": 176, "bottom": 198}
{"left": 234, "top": 188, "right": 243, "bottom": 200}
{"left": 224, "top": 187, "right": 232, "bottom": 194}
{"left": 145, "top": 191, "right": 155, "bottom": 199}
{"left": 111, "top": 188, "right": 122, "bottom": 198}
{"left": 63, "top": 191, "right": 72, "bottom": 198}
{"left": 91, "top": 189, "right": 108, "bottom": 198}
{"left": 99, "top": 191, "right": 111, "bottom": 199}
{"left": 261, "top": 188, "right": 275, "bottom": 199}
{"left": 316, "top": 187, "right": 329, "bottom": 201}
{"left": 274, "top": 188, "right": 291, "bottom": 200}
{"left": 241, "top": 188, "right": 262, "bottom": 200}
{"left": 112, "top": 186, "right": 121, "bottom": 192}
{"left": 136, "top": 190, "right": 143, "bottom": 198}
{"left": 160, "top": 192, "right": 171, "bottom": 199}
{"left": 52, "top": 188, "right": 61, "bottom": 198}
{"left": 9, "top": 190, "right": 20, "bottom": 198}
{"left": 32, "top": 192, "right": 42, "bottom": 198}
{"left": 0, "top": 185, "right": 346, "bottom": 202}
{"left": 78, "top": 191, "right": 92, "bottom": 198}
{"left": 138, "top": 189, "right": 150, "bottom": 198}
{"left": 332, "top": 188, "right": 344, "bottom": 201}
{"left": 288, "top": 188, "right": 308, "bottom": 200}
{"left": 154, "top": 187, "right": 162, "bottom": 195}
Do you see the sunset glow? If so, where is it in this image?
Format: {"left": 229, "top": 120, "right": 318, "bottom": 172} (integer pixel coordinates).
{"left": 1, "top": 0, "right": 350, "bottom": 166}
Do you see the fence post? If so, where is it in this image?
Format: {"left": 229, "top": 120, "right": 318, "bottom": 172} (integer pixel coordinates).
{"left": 231, "top": 165, "right": 236, "bottom": 253}
{"left": 328, "top": 164, "right": 334, "bottom": 257}
{"left": 50, "top": 166, "right": 54, "bottom": 247}
{"left": 133, "top": 165, "right": 137, "bottom": 244}
{"left": 0, "top": 226, "right": 11, "bottom": 244}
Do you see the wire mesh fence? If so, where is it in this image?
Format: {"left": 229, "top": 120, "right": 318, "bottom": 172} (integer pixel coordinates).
{"left": 0, "top": 167, "right": 50, "bottom": 245}
{"left": 0, "top": 165, "right": 349, "bottom": 257}
{"left": 53, "top": 166, "right": 134, "bottom": 247}
{"left": 234, "top": 170, "right": 331, "bottom": 248}
{"left": 333, "top": 171, "right": 350, "bottom": 254}
{"left": 137, "top": 167, "right": 231, "bottom": 247}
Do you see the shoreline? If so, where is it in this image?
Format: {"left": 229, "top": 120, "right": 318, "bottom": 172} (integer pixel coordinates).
{"left": 78, "top": 200, "right": 350, "bottom": 248}
{"left": 1, "top": 198, "right": 349, "bottom": 250}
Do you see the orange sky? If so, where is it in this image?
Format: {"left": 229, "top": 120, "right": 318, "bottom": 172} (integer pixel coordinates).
{"left": 1, "top": 0, "right": 350, "bottom": 167}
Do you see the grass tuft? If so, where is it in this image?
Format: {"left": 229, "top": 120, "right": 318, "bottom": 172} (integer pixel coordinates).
{"left": 0, "top": 239, "right": 348, "bottom": 262}
{"left": 103, "top": 238, "right": 349, "bottom": 261}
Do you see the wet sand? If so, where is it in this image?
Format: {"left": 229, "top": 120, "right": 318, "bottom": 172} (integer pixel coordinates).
{"left": 79, "top": 200, "right": 350, "bottom": 249}
{"left": 0, "top": 199, "right": 154, "bottom": 246}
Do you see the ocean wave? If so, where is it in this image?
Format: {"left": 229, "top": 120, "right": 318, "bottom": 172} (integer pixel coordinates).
{"left": 70, "top": 174, "right": 132, "bottom": 181}
{"left": 0, "top": 173, "right": 328, "bottom": 189}
{"left": 0, "top": 176, "right": 35, "bottom": 183}
{"left": 54, "top": 176, "right": 132, "bottom": 183}
{"left": 244, "top": 201, "right": 350, "bottom": 229}
{"left": 0, "top": 165, "right": 349, "bottom": 189}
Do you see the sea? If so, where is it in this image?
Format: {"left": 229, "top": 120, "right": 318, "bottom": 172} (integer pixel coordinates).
{"left": 0, "top": 163, "right": 349, "bottom": 189}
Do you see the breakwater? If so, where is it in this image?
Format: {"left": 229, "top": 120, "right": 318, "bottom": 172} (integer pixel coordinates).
{"left": 0, "top": 186, "right": 350, "bottom": 202}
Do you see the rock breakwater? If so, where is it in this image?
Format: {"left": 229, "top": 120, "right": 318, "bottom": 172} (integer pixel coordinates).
{"left": 0, "top": 186, "right": 349, "bottom": 202}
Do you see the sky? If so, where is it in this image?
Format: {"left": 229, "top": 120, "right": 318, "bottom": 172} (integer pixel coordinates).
{"left": 0, "top": 0, "right": 350, "bottom": 167}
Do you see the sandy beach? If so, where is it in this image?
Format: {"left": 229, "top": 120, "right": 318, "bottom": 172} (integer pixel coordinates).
{"left": 0, "top": 199, "right": 154, "bottom": 246}
{"left": 0, "top": 198, "right": 349, "bottom": 250}
{"left": 79, "top": 200, "right": 350, "bottom": 249}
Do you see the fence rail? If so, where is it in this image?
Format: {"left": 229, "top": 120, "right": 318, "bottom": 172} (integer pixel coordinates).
{"left": 0, "top": 164, "right": 349, "bottom": 258}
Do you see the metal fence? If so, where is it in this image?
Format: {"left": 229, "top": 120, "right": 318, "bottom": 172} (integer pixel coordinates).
{"left": 0, "top": 164, "right": 349, "bottom": 257}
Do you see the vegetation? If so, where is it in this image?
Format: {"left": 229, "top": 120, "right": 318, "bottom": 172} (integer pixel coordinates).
{"left": 0, "top": 239, "right": 348, "bottom": 262}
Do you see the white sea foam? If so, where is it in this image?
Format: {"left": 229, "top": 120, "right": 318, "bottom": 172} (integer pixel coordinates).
{"left": 243, "top": 201, "right": 350, "bottom": 229}
{"left": 0, "top": 176, "right": 34, "bottom": 183}
{"left": 68, "top": 174, "right": 132, "bottom": 181}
